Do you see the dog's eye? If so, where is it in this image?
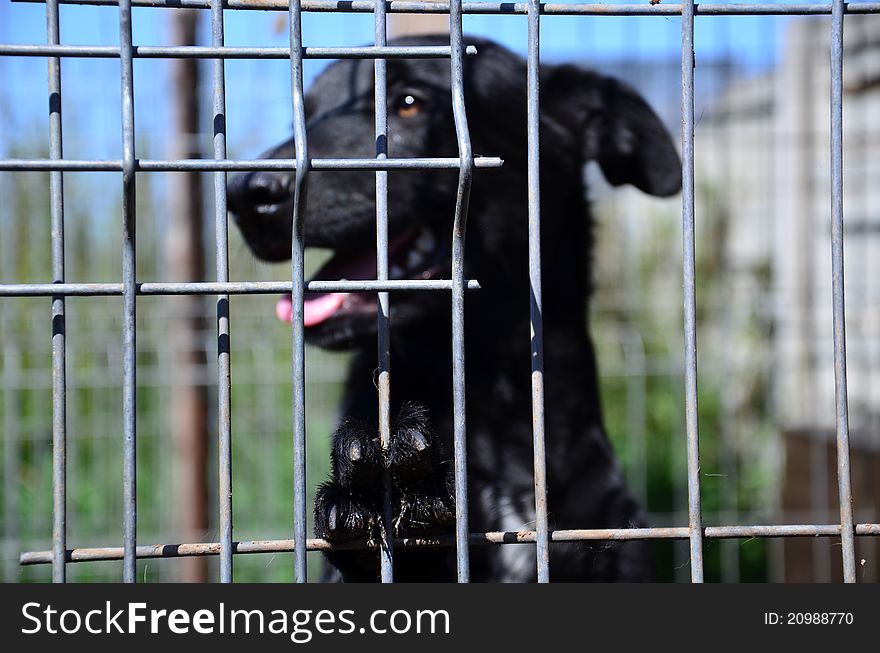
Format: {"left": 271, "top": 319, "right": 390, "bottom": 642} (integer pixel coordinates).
{"left": 395, "top": 94, "right": 424, "bottom": 118}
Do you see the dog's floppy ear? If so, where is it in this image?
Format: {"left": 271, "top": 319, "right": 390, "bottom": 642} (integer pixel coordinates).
{"left": 544, "top": 65, "right": 682, "bottom": 197}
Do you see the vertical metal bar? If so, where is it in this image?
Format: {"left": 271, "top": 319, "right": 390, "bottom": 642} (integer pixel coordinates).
{"left": 448, "top": 0, "right": 472, "bottom": 583}
{"left": 289, "top": 0, "right": 309, "bottom": 583}
{"left": 211, "top": 0, "right": 234, "bottom": 583}
{"left": 526, "top": 0, "right": 549, "bottom": 584}
{"left": 374, "top": 0, "right": 394, "bottom": 583}
{"left": 830, "top": 0, "right": 856, "bottom": 583}
{"left": 118, "top": 0, "right": 138, "bottom": 584}
{"left": 46, "top": 0, "right": 67, "bottom": 584}
{"left": 680, "top": 0, "right": 704, "bottom": 583}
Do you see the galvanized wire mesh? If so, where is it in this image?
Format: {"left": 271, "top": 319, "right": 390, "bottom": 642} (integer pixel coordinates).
{"left": 1, "top": 0, "right": 879, "bottom": 583}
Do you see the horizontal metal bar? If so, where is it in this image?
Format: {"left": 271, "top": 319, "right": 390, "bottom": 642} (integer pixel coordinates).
{"left": 0, "top": 157, "right": 504, "bottom": 172}
{"left": 0, "top": 279, "right": 482, "bottom": 297}
{"left": 20, "top": 523, "right": 880, "bottom": 565}
{"left": 0, "top": 44, "right": 478, "bottom": 59}
{"left": 11, "top": 0, "right": 880, "bottom": 16}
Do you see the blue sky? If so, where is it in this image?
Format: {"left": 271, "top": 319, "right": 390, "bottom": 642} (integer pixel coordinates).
{"left": 0, "top": 0, "right": 791, "bottom": 163}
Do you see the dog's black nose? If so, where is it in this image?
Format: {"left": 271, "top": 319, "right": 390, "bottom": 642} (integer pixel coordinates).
{"left": 227, "top": 171, "right": 290, "bottom": 214}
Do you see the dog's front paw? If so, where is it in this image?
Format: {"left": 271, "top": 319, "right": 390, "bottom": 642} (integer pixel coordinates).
{"left": 314, "top": 403, "right": 454, "bottom": 545}
{"left": 314, "top": 404, "right": 455, "bottom": 581}
{"left": 314, "top": 418, "right": 384, "bottom": 543}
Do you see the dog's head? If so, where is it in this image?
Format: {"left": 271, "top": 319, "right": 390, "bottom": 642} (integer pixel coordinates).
{"left": 228, "top": 36, "right": 680, "bottom": 350}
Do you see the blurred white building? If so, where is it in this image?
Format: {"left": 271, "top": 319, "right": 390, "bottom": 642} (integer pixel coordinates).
{"left": 702, "top": 17, "right": 880, "bottom": 440}
{"left": 698, "top": 16, "right": 880, "bottom": 580}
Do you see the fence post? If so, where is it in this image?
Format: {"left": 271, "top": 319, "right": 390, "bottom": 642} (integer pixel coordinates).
{"left": 167, "top": 7, "right": 210, "bottom": 584}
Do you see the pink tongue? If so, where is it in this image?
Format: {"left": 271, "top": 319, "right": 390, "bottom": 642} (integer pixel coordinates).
{"left": 276, "top": 292, "right": 348, "bottom": 326}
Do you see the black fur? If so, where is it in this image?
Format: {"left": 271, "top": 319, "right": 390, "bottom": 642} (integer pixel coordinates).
{"left": 228, "top": 35, "right": 681, "bottom": 582}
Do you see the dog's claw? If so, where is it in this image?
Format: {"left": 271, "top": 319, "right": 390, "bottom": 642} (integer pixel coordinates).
{"left": 327, "top": 505, "right": 337, "bottom": 532}
{"left": 411, "top": 433, "right": 428, "bottom": 452}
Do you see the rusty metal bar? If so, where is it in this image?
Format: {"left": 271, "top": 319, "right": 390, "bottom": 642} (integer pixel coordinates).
{"left": 681, "top": 0, "right": 704, "bottom": 583}
{"left": 45, "top": 0, "right": 67, "bottom": 585}
{"left": 448, "top": 0, "right": 473, "bottom": 584}
{"left": 210, "top": 0, "right": 234, "bottom": 584}
{"left": 829, "top": 0, "right": 856, "bottom": 584}
{"left": 20, "top": 523, "right": 880, "bottom": 566}
{"left": 289, "top": 0, "right": 309, "bottom": 584}
{"left": 117, "top": 0, "right": 139, "bottom": 584}
{"left": 526, "top": 0, "right": 550, "bottom": 584}
{"left": 374, "top": 0, "right": 395, "bottom": 584}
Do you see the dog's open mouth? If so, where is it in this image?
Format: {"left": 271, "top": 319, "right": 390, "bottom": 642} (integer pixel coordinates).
{"left": 276, "top": 227, "right": 446, "bottom": 325}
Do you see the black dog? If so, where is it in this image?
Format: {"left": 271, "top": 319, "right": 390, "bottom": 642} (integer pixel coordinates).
{"left": 228, "top": 35, "right": 680, "bottom": 582}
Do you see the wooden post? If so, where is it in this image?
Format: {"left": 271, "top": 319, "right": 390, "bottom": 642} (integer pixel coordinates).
{"left": 167, "top": 8, "right": 210, "bottom": 583}
{"left": 389, "top": 3, "right": 449, "bottom": 38}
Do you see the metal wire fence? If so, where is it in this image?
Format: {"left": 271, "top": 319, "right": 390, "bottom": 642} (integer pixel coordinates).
{"left": 1, "top": 0, "right": 879, "bottom": 583}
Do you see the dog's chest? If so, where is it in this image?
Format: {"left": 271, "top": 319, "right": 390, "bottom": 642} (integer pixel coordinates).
{"left": 477, "top": 481, "right": 538, "bottom": 582}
